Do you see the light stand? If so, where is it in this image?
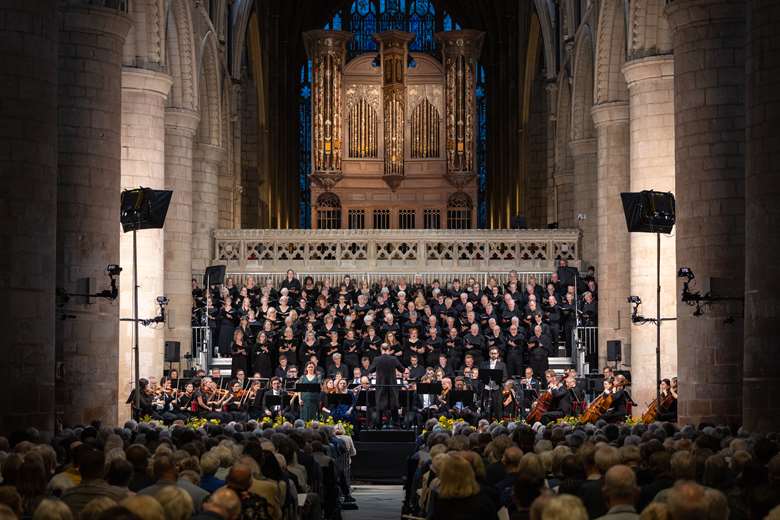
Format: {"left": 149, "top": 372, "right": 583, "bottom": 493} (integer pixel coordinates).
{"left": 120, "top": 187, "right": 173, "bottom": 414}
{"left": 621, "top": 190, "right": 677, "bottom": 406}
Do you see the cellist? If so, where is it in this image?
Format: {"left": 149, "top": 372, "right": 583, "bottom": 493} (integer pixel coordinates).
{"left": 657, "top": 378, "right": 678, "bottom": 422}
{"left": 540, "top": 374, "right": 576, "bottom": 424}
{"left": 602, "top": 374, "right": 630, "bottom": 422}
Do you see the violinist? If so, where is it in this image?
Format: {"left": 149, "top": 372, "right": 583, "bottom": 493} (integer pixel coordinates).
{"left": 602, "top": 374, "right": 630, "bottom": 422}
{"left": 223, "top": 380, "right": 249, "bottom": 422}
{"left": 126, "top": 378, "right": 155, "bottom": 420}
{"left": 656, "top": 378, "right": 678, "bottom": 422}
{"left": 155, "top": 377, "right": 178, "bottom": 423}
{"left": 175, "top": 382, "right": 196, "bottom": 420}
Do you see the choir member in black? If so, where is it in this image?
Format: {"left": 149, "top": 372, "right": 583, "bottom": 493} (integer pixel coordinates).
{"left": 407, "top": 354, "right": 426, "bottom": 381}
{"left": 215, "top": 296, "right": 236, "bottom": 357}
{"left": 251, "top": 331, "right": 274, "bottom": 379}
{"left": 274, "top": 355, "right": 290, "bottom": 380}
{"left": 262, "top": 377, "right": 287, "bottom": 419}
{"left": 403, "top": 327, "right": 425, "bottom": 365}
{"left": 580, "top": 291, "right": 597, "bottom": 326}
{"left": 280, "top": 269, "right": 301, "bottom": 299}
{"left": 656, "top": 378, "right": 678, "bottom": 422}
{"left": 542, "top": 295, "right": 562, "bottom": 347}
{"left": 528, "top": 325, "right": 552, "bottom": 384}
{"left": 299, "top": 331, "right": 319, "bottom": 366}
{"left": 361, "top": 326, "right": 382, "bottom": 360}
{"left": 321, "top": 330, "right": 341, "bottom": 365}
{"left": 559, "top": 292, "right": 577, "bottom": 356}
{"left": 277, "top": 327, "right": 298, "bottom": 365}
{"left": 443, "top": 327, "right": 463, "bottom": 369}
{"left": 504, "top": 322, "right": 526, "bottom": 377}
{"left": 424, "top": 326, "right": 443, "bottom": 367}
{"left": 368, "top": 344, "right": 405, "bottom": 428}
{"left": 327, "top": 353, "right": 351, "bottom": 380}
{"left": 342, "top": 329, "right": 361, "bottom": 369}
{"left": 500, "top": 293, "right": 521, "bottom": 329}
{"left": 602, "top": 374, "right": 630, "bottom": 422}
{"left": 230, "top": 328, "right": 248, "bottom": 377}
{"left": 540, "top": 375, "right": 576, "bottom": 424}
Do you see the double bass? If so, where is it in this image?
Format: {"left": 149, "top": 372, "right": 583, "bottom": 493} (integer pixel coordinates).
{"left": 580, "top": 392, "right": 614, "bottom": 424}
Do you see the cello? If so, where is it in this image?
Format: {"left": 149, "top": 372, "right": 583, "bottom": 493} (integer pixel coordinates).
{"left": 580, "top": 392, "right": 614, "bottom": 424}
{"left": 641, "top": 392, "right": 674, "bottom": 424}
{"left": 526, "top": 390, "right": 553, "bottom": 424}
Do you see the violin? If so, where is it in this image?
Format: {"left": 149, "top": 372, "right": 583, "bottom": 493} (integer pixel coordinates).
{"left": 580, "top": 392, "right": 614, "bottom": 424}
{"left": 526, "top": 389, "right": 553, "bottom": 423}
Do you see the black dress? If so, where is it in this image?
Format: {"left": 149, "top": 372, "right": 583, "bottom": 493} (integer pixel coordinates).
{"left": 231, "top": 340, "right": 248, "bottom": 376}
{"left": 216, "top": 306, "right": 237, "bottom": 356}
{"left": 251, "top": 340, "right": 273, "bottom": 378}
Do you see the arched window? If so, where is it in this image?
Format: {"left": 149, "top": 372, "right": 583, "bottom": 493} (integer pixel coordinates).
{"left": 447, "top": 191, "right": 473, "bottom": 229}
{"left": 316, "top": 192, "right": 342, "bottom": 229}
{"left": 410, "top": 98, "right": 440, "bottom": 158}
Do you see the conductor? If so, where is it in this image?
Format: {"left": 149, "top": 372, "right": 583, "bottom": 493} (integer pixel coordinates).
{"left": 368, "top": 343, "right": 405, "bottom": 428}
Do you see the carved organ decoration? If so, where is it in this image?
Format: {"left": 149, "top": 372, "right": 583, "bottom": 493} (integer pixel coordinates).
{"left": 308, "top": 26, "right": 484, "bottom": 229}
{"left": 375, "top": 31, "right": 416, "bottom": 191}
{"left": 303, "top": 30, "right": 353, "bottom": 189}
{"left": 345, "top": 84, "right": 381, "bottom": 158}
{"left": 407, "top": 84, "right": 444, "bottom": 160}
{"left": 436, "top": 30, "right": 485, "bottom": 188}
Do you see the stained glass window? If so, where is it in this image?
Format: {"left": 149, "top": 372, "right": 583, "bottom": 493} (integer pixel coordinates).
{"left": 476, "top": 64, "right": 487, "bottom": 228}
{"left": 298, "top": 62, "right": 312, "bottom": 229}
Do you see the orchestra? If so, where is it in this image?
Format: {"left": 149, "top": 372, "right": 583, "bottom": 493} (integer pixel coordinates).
{"left": 130, "top": 366, "right": 678, "bottom": 428}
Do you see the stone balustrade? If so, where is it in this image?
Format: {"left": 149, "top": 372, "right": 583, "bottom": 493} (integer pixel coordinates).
{"left": 211, "top": 228, "right": 580, "bottom": 275}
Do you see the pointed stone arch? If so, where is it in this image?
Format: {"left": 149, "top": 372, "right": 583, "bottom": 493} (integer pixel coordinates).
{"left": 628, "top": 0, "right": 672, "bottom": 59}
{"left": 123, "top": 0, "right": 165, "bottom": 68}
{"left": 197, "top": 30, "right": 223, "bottom": 148}
{"left": 571, "top": 22, "right": 595, "bottom": 142}
{"left": 165, "top": 0, "right": 198, "bottom": 111}
{"left": 533, "top": 0, "right": 558, "bottom": 80}
{"left": 594, "top": 0, "right": 628, "bottom": 104}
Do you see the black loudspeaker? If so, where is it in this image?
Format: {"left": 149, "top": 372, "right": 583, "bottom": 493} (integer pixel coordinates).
{"left": 620, "top": 190, "right": 676, "bottom": 234}
{"left": 607, "top": 340, "right": 622, "bottom": 362}
{"left": 352, "top": 442, "right": 417, "bottom": 483}
{"left": 120, "top": 188, "right": 173, "bottom": 232}
{"left": 164, "top": 341, "right": 181, "bottom": 362}
{"left": 204, "top": 265, "right": 226, "bottom": 286}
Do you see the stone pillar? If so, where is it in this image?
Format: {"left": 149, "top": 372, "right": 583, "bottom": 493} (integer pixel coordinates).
{"left": 0, "top": 0, "right": 58, "bottom": 435}
{"left": 545, "top": 83, "right": 558, "bottom": 225}
{"left": 570, "top": 138, "right": 598, "bottom": 268}
{"left": 622, "top": 55, "right": 677, "bottom": 410}
{"left": 192, "top": 144, "right": 225, "bottom": 274}
{"left": 743, "top": 0, "right": 780, "bottom": 433}
{"left": 592, "top": 102, "right": 631, "bottom": 370}
{"left": 666, "top": 0, "right": 745, "bottom": 426}
{"left": 164, "top": 109, "right": 199, "bottom": 362}
{"left": 118, "top": 68, "right": 172, "bottom": 420}
{"left": 56, "top": 2, "right": 131, "bottom": 426}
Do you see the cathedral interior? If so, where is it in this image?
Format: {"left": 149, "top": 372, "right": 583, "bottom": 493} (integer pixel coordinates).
{"left": 0, "top": 0, "right": 778, "bottom": 435}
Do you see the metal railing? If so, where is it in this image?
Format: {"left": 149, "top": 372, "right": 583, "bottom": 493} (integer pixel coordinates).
{"left": 574, "top": 326, "right": 598, "bottom": 374}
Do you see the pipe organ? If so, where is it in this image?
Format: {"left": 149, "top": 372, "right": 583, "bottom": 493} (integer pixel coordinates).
{"left": 304, "top": 29, "right": 483, "bottom": 229}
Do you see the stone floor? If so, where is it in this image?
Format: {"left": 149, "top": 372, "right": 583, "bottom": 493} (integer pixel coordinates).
{"left": 343, "top": 484, "right": 403, "bottom": 520}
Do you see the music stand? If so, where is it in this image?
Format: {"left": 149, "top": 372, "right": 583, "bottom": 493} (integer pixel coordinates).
{"left": 416, "top": 382, "right": 443, "bottom": 395}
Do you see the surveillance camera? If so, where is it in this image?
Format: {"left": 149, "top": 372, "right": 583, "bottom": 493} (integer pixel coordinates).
{"left": 156, "top": 296, "right": 169, "bottom": 305}
{"left": 627, "top": 295, "right": 642, "bottom": 304}
{"left": 677, "top": 267, "right": 694, "bottom": 280}
{"left": 106, "top": 264, "right": 122, "bottom": 276}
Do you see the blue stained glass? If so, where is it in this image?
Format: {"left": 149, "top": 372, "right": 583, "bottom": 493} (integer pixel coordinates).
{"left": 298, "top": 62, "right": 312, "bottom": 228}
{"left": 332, "top": 13, "right": 342, "bottom": 30}
{"left": 476, "top": 64, "right": 488, "bottom": 229}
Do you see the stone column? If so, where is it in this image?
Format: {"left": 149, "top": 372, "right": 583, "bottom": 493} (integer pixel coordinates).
{"left": 56, "top": 2, "right": 130, "bottom": 426}
{"left": 192, "top": 144, "right": 225, "bottom": 274}
{"left": 666, "top": 0, "right": 745, "bottom": 426}
{"left": 164, "top": 108, "right": 199, "bottom": 362}
{"left": 118, "top": 68, "right": 172, "bottom": 420}
{"left": 545, "top": 83, "right": 558, "bottom": 225}
{"left": 743, "top": 0, "right": 780, "bottom": 433}
{"left": 622, "top": 55, "right": 677, "bottom": 409}
{"left": 0, "top": 0, "right": 58, "bottom": 434}
{"left": 570, "top": 138, "right": 598, "bottom": 268}
{"left": 592, "top": 102, "right": 631, "bottom": 370}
